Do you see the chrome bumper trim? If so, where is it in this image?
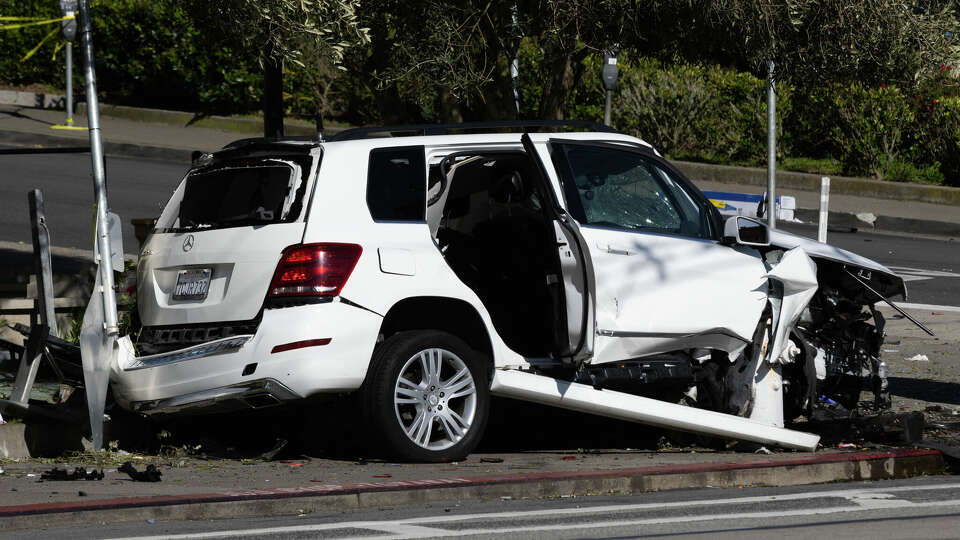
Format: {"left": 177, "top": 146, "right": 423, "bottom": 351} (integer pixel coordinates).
{"left": 124, "top": 335, "right": 254, "bottom": 371}
{"left": 130, "top": 378, "right": 301, "bottom": 415}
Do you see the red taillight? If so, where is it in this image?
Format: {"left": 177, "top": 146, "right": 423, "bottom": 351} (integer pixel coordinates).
{"left": 267, "top": 243, "right": 362, "bottom": 298}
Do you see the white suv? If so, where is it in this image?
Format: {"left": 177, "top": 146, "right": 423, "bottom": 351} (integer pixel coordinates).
{"left": 114, "top": 122, "right": 905, "bottom": 461}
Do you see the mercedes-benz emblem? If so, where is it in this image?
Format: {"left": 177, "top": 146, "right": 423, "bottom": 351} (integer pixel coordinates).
{"left": 182, "top": 234, "right": 195, "bottom": 252}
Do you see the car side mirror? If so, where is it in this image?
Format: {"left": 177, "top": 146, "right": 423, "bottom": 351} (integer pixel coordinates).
{"left": 723, "top": 216, "right": 770, "bottom": 247}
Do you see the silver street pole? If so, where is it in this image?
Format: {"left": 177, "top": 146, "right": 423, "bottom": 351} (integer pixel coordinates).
{"left": 604, "top": 90, "right": 612, "bottom": 126}
{"left": 77, "top": 0, "right": 118, "bottom": 336}
{"left": 766, "top": 60, "right": 777, "bottom": 229}
{"left": 65, "top": 42, "right": 73, "bottom": 126}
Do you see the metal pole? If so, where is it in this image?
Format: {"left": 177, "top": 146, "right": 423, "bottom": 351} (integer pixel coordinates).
{"left": 766, "top": 60, "right": 777, "bottom": 229}
{"left": 77, "top": 0, "right": 118, "bottom": 336}
{"left": 604, "top": 90, "right": 612, "bottom": 126}
{"left": 818, "top": 176, "right": 830, "bottom": 243}
{"left": 65, "top": 42, "right": 73, "bottom": 126}
{"left": 9, "top": 190, "right": 58, "bottom": 405}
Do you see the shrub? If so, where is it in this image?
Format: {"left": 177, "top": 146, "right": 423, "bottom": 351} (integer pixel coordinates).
{"left": 831, "top": 84, "right": 915, "bottom": 179}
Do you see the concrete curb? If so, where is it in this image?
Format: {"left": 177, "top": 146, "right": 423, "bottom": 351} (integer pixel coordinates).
{"left": 0, "top": 90, "right": 65, "bottom": 111}
{"left": 794, "top": 208, "right": 960, "bottom": 237}
{"left": 0, "top": 129, "right": 192, "bottom": 164}
{"left": 0, "top": 448, "right": 945, "bottom": 530}
{"left": 675, "top": 160, "right": 960, "bottom": 207}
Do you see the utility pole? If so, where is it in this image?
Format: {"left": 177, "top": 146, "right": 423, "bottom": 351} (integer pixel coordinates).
{"left": 77, "top": 0, "right": 120, "bottom": 451}
{"left": 78, "top": 0, "right": 118, "bottom": 335}
{"left": 766, "top": 60, "right": 777, "bottom": 229}
{"left": 601, "top": 50, "right": 619, "bottom": 126}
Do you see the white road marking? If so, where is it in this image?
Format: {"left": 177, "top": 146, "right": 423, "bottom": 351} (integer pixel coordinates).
{"left": 888, "top": 266, "right": 960, "bottom": 283}
{"left": 876, "top": 302, "right": 960, "bottom": 313}
{"left": 114, "top": 482, "right": 960, "bottom": 540}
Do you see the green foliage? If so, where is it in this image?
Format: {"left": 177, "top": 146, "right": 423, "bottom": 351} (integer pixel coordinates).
{"left": 885, "top": 160, "right": 945, "bottom": 184}
{"left": 0, "top": 0, "right": 262, "bottom": 114}
{"left": 613, "top": 59, "right": 790, "bottom": 163}
{"left": 706, "top": 0, "right": 960, "bottom": 86}
{"left": 831, "top": 84, "right": 915, "bottom": 179}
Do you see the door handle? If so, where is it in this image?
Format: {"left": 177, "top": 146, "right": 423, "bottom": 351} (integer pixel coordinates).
{"left": 595, "top": 241, "right": 633, "bottom": 255}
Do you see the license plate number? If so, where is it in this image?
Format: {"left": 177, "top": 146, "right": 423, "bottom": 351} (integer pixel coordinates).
{"left": 173, "top": 269, "right": 211, "bottom": 301}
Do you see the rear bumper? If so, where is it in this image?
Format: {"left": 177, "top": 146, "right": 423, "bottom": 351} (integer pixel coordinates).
{"left": 111, "top": 301, "right": 382, "bottom": 413}
{"left": 129, "top": 378, "right": 300, "bottom": 415}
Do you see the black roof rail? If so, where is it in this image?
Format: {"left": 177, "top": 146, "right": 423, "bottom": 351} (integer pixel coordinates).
{"left": 326, "top": 120, "right": 618, "bottom": 142}
{"left": 221, "top": 135, "right": 318, "bottom": 150}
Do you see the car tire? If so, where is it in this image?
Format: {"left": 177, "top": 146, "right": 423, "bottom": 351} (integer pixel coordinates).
{"left": 363, "top": 330, "right": 490, "bottom": 462}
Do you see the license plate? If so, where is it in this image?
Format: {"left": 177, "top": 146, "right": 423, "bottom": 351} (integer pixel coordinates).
{"left": 173, "top": 268, "right": 211, "bottom": 301}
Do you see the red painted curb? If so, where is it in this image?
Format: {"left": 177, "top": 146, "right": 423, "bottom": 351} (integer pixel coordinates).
{"left": 0, "top": 448, "right": 942, "bottom": 518}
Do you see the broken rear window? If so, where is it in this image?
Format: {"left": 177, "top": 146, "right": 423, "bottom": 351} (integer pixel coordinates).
{"left": 156, "top": 157, "right": 311, "bottom": 232}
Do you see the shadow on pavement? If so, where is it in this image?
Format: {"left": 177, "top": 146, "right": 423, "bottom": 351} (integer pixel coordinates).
{"left": 888, "top": 376, "right": 960, "bottom": 406}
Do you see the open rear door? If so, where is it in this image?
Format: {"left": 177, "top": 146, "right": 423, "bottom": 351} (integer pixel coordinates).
{"left": 520, "top": 133, "right": 595, "bottom": 364}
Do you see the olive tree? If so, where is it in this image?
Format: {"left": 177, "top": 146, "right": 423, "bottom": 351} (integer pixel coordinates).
{"left": 202, "top": 0, "right": 370, "bottom": 137}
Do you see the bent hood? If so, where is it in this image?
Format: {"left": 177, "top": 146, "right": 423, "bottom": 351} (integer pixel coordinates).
{"left": 768, "top": 229, "right": 906, "bottom": 300}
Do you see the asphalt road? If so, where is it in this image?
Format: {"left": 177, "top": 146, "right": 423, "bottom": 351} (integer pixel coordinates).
{"left": 6, "top": 476, "right": 958, "bottom": 539}
{"left": 0, "top": 150, "right": 187, "bottom": 253}
{"left": 0, "top": 152, "right": 957, "bottom": 305}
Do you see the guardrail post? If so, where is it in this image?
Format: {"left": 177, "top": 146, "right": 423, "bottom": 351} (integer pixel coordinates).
{"left": 818, "top": 176, "right": 830, "bottom": 243}
{"left": 9, "top": 190, "right": 57, "bottom": 405}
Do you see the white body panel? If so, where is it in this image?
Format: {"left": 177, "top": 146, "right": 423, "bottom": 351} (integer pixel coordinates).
{"left": 581, "top": 226, "right": 769, "bottom": 363}
{"left": 138, "top": 223, "right": 304, "bottom": 325}
{"left": 490, "top": 369, "right": 820, "bottom": 451}
{"left": 112, "top": 302, "right": 382, "bottom": 407}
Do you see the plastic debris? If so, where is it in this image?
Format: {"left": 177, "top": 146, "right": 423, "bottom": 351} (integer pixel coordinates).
{"left": 40, "top": 467, "right": 104, "bottom": 481}
{"left": 838, "top": 443, "right": 857, "bottom": 448}
{"left": 754, "top": 446, "right": 773, "bottom": 454}
{"left": 905, "top": 354, "right": 929, "bottom": 362}
{"left": 260, "top": 438, "right": 288, "bottom": 461}
{"left": 119, "top": 462, "right": 162, "bottom": 482}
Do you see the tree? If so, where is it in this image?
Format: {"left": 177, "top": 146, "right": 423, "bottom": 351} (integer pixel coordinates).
{"left": 356, "top": 0, "right": 629, "bottom": 122}
{"left": 201, "top": 0, "right": 370, "bottom": 137}
{"left": 702, "top": 0, "right": 960, "bottom": 85}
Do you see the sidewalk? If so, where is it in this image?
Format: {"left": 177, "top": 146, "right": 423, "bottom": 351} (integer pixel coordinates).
{"left": 2, "top": 103, "right": 959, "bottom": 238}
{"left": 0, "top": 447, "right": 946, "bottom": 530}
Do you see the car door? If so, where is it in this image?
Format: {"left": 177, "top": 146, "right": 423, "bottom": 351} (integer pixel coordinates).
{"left": 545, "top": 140, "right": 769, "bottom": 364}
{"left": 521, "top": 134, "right": 595, "bottom": 363}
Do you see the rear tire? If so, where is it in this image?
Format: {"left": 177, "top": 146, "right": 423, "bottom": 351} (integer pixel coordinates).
{"left": 363, "top": 330, "right": 490, "bottom": 462}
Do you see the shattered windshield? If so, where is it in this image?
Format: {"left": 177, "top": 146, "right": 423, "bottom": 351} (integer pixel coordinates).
{"left": 558, "top": 145, "right": 709, "bottom": 239}
{"left": 155, "top": 158, "right": 309, "bottom": 232}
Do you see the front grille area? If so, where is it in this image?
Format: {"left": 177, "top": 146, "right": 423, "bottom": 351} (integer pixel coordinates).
{"left": 137, "top": 318, "right": 261, "bottom": 355}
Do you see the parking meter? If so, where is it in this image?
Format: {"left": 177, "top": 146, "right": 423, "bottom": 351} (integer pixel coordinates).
{"left": 59, "top": 0, "right": 78, "bottom": 42}
{"left": 601, "top": 51, "right": 619, "bottom": 91}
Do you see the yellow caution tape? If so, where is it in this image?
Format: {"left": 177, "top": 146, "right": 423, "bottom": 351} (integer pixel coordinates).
{"left": 0, "top": 15, "right": 74, "bottom": 31}
{"left": 21, "top": 27, "right": 59, "bottom": 62}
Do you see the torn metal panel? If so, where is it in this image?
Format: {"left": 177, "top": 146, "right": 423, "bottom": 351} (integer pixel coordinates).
{"left": 766, "top": 247, "right": 819, "bottom": 365}
{"left": 491, "top": 369, "right": 820, "bottom": 451}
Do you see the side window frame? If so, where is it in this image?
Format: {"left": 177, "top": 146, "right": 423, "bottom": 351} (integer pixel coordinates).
{"left": 549, "top": 140, "right": 720, "bottom": 240}
{"left": 366, "top": 145, "right": 427, "bottom": 222}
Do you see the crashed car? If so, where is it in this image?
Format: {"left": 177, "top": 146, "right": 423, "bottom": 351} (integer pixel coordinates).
{"left": 113, "top": 122, "right": 906, "bottom": 461}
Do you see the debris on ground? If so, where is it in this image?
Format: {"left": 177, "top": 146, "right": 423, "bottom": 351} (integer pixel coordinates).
{"left": 754, "top": 446, "right": 773, "bottom": 454}
{"left": 480, "top": 457, "right": 504, "bottom": 463}
{"left": 119, "top": 462, "right": 162, "bottom": 482}
{"left": 260, "top": 438, "right": 288, "bottom": 461}
{"left": 905, "top": 354, "right": 930, "bottom": 362}
{"left": 40, "top": 467, "right": 104, "bottom": 481}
